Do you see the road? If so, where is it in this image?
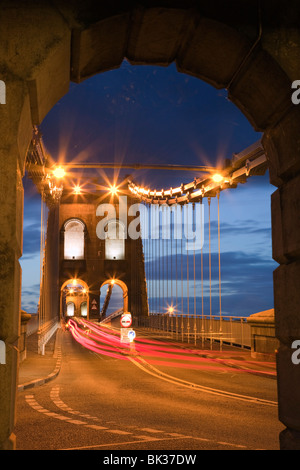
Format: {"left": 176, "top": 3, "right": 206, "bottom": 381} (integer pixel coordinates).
{"left": 15, "top": 323, "right": 283, "bottom": 450}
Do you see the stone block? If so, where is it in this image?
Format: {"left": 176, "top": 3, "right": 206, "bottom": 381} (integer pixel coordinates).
{"left": 0, "top": 154, "right": 24, "bottom": 259}
{"left": 177, "top": 16, "right": 252, "bottom": 89}
{"left": 277, "top": 343, "right": 300, "bottom": 432}
{"left": 271, "top": 189, "right": 287, "bottom": 264}
{"left": 247, "top": 309, "right": 279, "bottom": 359}
{"left": 28, "top": 34, "right": 71, "bottom": 125}
{"left": 280, "top": 428, "right": 300, "bottom": 451}
{"left": 262, "top": 106, "right": 300, "bottom": 184}
{"left": 19, "top": 312, "right": 31, "bottom": 363}
{"left": 0, "top": 252, "right": 21, "bottom": 344}
{"left": 71, "top": 14, "right": 129, "bottom": 82}
{"left": 0, "top": 344, "right": 18, "bottom": 449}
{"left": 274, "top": 261, "right": 300, "bottom": 344}
{"left": 228, "top": 48, "right": 292, "bottom": 131}
{"left": 0, "top": 80, "right": 32, "bottom": 173}
{"left": 272, "top": 175, "right": 300, "bottom": 264}
{"left": 127, "top": 7, "right": 189, "bottom": 66}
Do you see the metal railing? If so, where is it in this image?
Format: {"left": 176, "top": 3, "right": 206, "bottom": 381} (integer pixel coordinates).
{"left": 135, "top": 314, "right": 251, "bottom": 350}
{"left": 26, "top": 315, "right": 39, "bottom": 337}
{"left": 100, "top": 308, "right": 124, "bottom": 325}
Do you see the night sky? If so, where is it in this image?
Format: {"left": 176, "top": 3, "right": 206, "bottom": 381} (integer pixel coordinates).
{"left": 21, "top": 59, "right": 277, "bottom": 317}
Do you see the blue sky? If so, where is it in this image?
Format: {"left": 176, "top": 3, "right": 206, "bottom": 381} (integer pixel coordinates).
{"left": 21, "top": 60, "right": 277, "bottom": 316}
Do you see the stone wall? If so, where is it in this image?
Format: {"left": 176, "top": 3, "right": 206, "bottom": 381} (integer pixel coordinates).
{"left": 0, "top": 0, "right": 300, "bottom": 449}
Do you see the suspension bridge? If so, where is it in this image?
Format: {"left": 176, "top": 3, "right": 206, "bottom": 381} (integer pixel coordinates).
{"left": 25, "top": 126, "right": 269, "bottom": 354}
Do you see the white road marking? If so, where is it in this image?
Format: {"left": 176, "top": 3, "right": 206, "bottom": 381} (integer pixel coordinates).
{"left": 128, "top": 356, "right": 277, "bottom": 407}
{"left": 141, "top": 428, "right": 165, "bottom": 433}
{"left": 25, "top": 386, "right": 251, "bottom": 450}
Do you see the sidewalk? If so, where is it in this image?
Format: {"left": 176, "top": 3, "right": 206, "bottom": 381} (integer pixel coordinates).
{"left": 18, "top": 329, "right": 62, "bottom": 392}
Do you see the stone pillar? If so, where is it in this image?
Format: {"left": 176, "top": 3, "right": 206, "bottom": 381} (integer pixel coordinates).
{"left": 247, "top": 309, "right": 279, "bottom": 360}
{"left": 263, "top": 106, "right": 300, "bottom": 450}
{"left": 0, "top": 80, "right": 32, "bottom": 450}
{"left": 19, "top": 312, "right": 32, "bottom": 363}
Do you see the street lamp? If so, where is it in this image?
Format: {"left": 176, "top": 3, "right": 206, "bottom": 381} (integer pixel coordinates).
{"left": 74, "top": 185, "right": 82, "bottom": 195}
{"left": 53, "top": 166, "right": 66, "bottom": 179}
{"left": 110, "top": 184, "right": 118, "bottom": 196}
{"left": 212, "top": 173, "right": 224, "bottom": 184}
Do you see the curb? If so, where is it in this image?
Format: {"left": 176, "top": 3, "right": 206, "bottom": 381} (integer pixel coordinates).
{"left": 18, "top": 331, "right": 62, "bottom": 392}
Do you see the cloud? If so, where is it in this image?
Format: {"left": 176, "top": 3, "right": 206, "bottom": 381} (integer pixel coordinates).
{"left": 22, "top": 300, "right": 39, "bottom": 313}
{"left": 21, "top": 222, "right": 41, "bottom": 258}
{"left": 145, "top": 250, "right": 276, "bottom": 317}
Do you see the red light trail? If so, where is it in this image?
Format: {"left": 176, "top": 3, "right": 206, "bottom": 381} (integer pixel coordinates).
{"left": 67, "top": 319, "right": 276, "bottom": 377}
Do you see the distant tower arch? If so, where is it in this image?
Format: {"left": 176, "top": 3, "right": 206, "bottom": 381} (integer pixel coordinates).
{"left": 60, "top": 279, "right": 90, "bottom": 320}
{"left": 100, "top": 279, "right": 129, "bottom": 313}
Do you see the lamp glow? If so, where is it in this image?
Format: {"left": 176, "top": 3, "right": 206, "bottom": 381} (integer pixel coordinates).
{"left": 53, "top": 167, "right": 66, "bottom": 179}
{"left": 74, "top": 185, "right": 82, "bottom": 195}
{"left": 110, "top": 185, "right": 118, "bottom": 196}
{"left": 212, "top": 174, "right": 224, "bottom": 183}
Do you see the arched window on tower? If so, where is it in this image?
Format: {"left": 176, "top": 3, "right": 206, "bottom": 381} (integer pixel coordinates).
{"left": 105, "top": 220, "right": 125, "bottom": 260}
{"left": 64, "top": 219, "right": 85, "bottom": 260}
{"left": 81, "top": 302, "right": 88, "bottom": 317}
{"left": 66, "top": 302, "right": 75, "bottom": 317}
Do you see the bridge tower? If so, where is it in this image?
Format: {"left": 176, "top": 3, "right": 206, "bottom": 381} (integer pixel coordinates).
{"left": 56, "top": 179, "right": 149, "bottom": 321}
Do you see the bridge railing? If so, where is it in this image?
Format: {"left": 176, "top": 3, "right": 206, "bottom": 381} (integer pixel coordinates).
{"left": 100, "top": 308, "right": 124, "bottom": 325}
{"left": 38, "top": 319, "right": 60, "bottom": 355}
{"left": 135, "top": 314, "right": 251, "bottom": 350}
{"left": 26, "top": 315, "right": 39, "bottom": 337}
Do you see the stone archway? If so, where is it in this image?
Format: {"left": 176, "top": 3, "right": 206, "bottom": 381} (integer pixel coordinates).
{"left": 0, "top": 1, "right": 300, "bottom": 450}
{"left": 60, "top": 278, "right": 90, "bottom": 320}
{"left": 100, "top": 279, "right": 129, "bottom": 314}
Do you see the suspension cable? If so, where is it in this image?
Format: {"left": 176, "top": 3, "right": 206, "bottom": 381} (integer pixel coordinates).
{"left": 193, "top": 203, "right": 197, "bottom": 346}
{"left": 181, "top": 205, "right": 183, "bottom": 316}
{"left": 186, "top": 203, "right": 190, "bottom": 343}
{"left": 208, "top": 197, "right": 212, "bottom": 349}
{"left": 162, "top": 205, "right": 165, "bottom": 313}
{"left": 171, "top": 206, "right": 173, "bottom": 306}
{"left": 151, "top": 206, "right": 154, "bottom": 315}
{"left": 166, "top": 205, "right": 169, "bottom": 310}
{"left": 180, "top": 205, "right": 184, "bottom": 341}
{"left": 175, "top": 204, "right": 178, "bottom": 338}
{"left": 158, "top": 205, "right": 161, "bottom": 315}
{"left": 217, "top": 192, "right": 223, "bottom": 351}
{"left": 201, "top": 198, "right": 204, "bottom": 348}
{"left": 156, "top": 204, "right": 158, "bottom": 314}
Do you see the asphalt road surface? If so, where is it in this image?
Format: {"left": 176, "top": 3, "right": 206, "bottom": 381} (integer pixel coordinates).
{"left": 15, "top": 326, "right": 284, "bottom": 451}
